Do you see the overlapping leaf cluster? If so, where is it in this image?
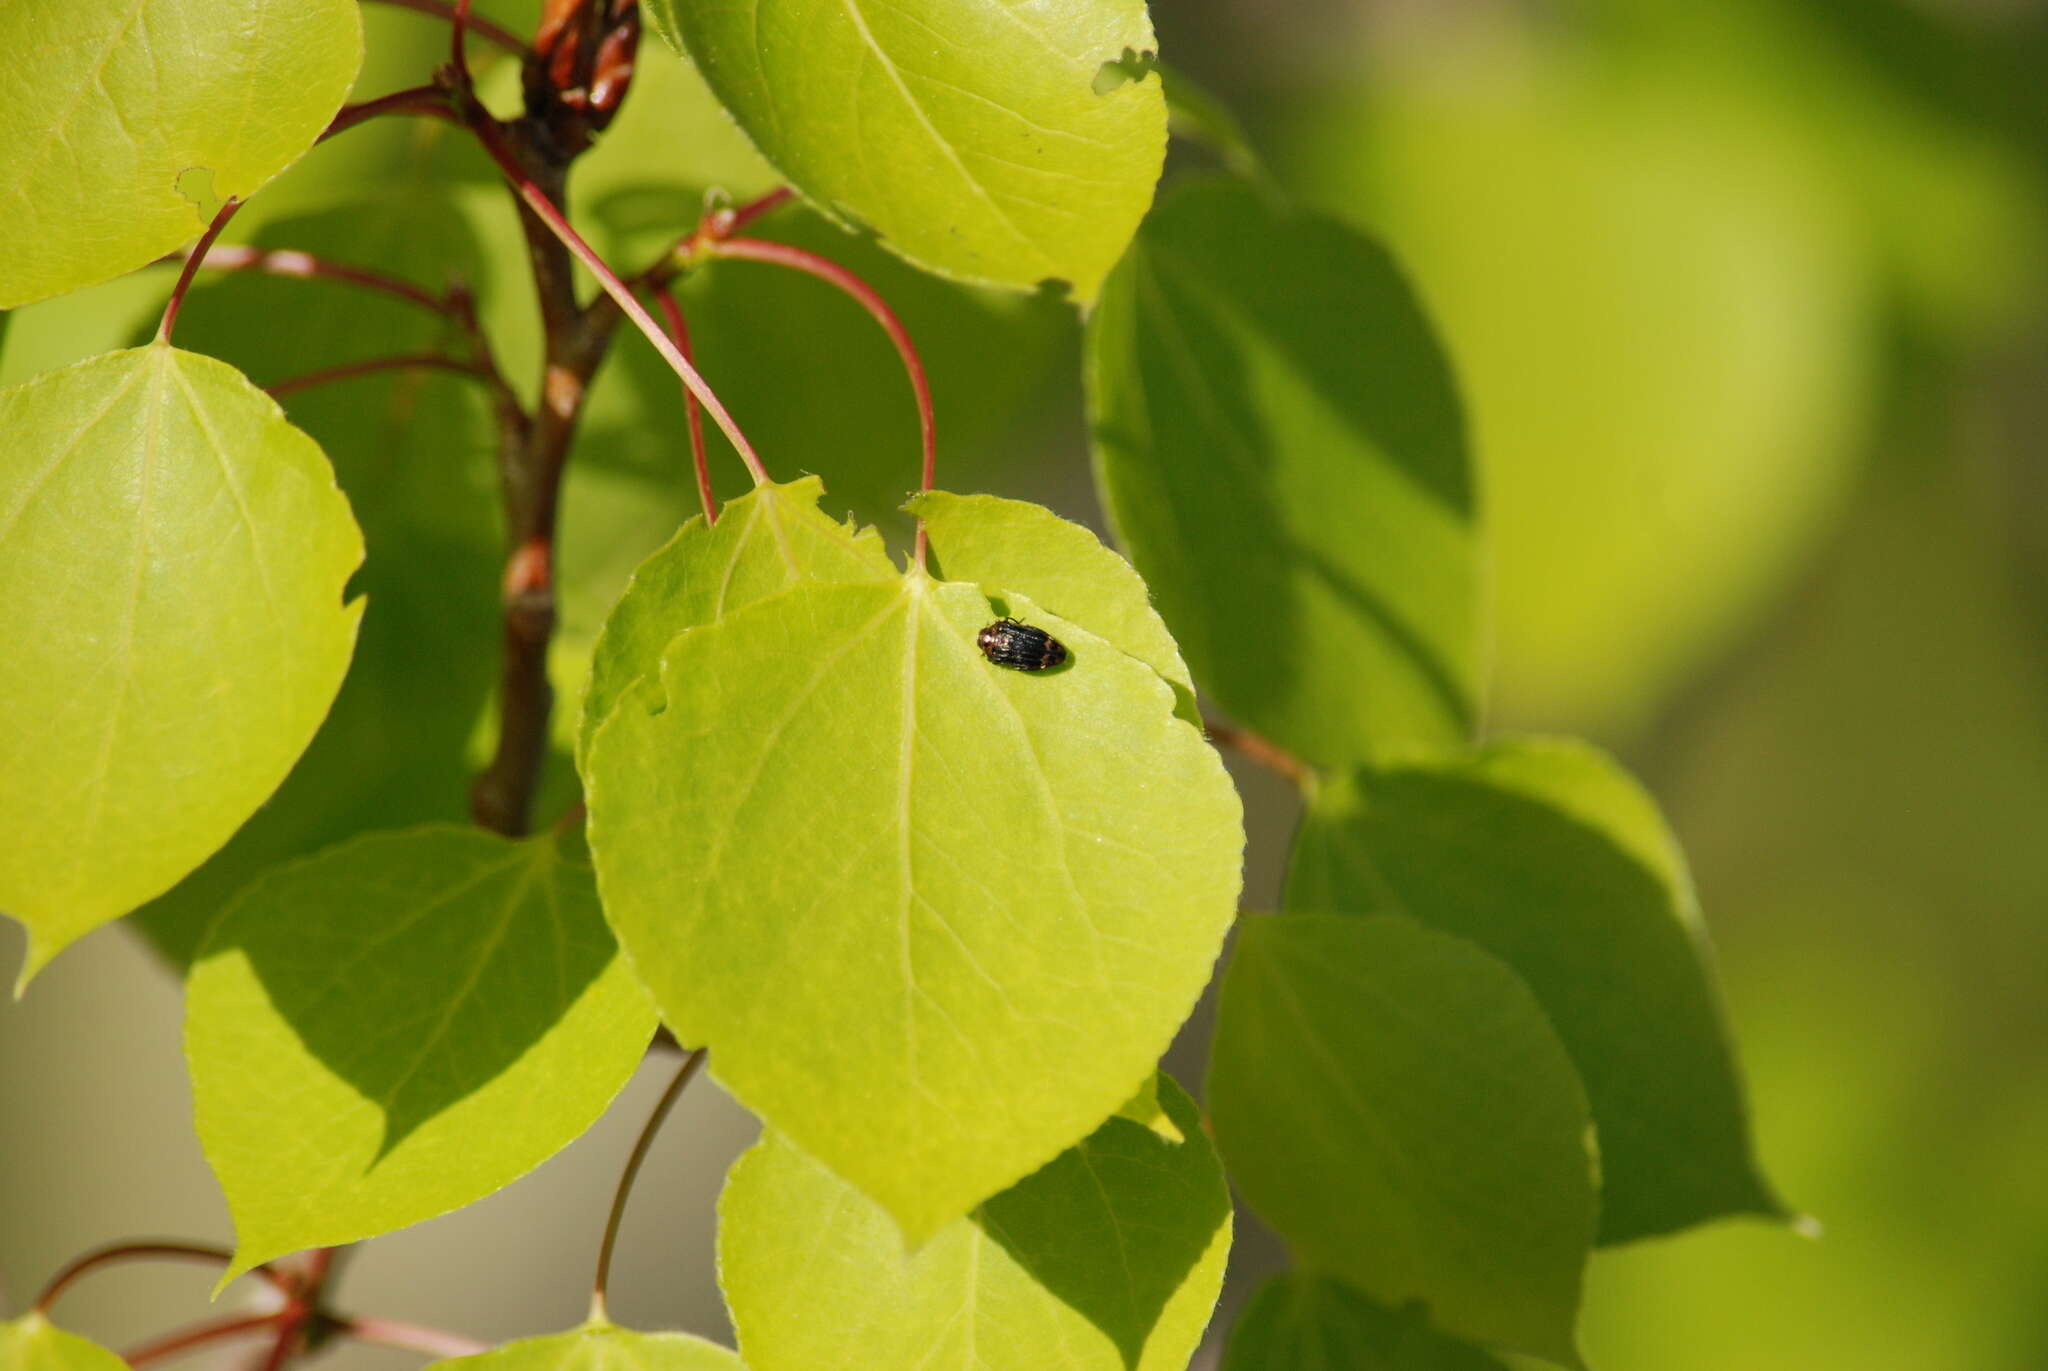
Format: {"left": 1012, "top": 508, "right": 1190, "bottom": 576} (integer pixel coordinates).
{"left": 1, "top": 2, "right": 1783, "bottom": 1369}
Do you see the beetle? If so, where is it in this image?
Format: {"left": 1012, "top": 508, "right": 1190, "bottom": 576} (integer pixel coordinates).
{"left": 976, "top": 618, "right": 1068, "bottom": 671}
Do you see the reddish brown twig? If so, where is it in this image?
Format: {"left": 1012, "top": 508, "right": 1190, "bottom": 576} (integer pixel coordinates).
{"left": 322, "top": 84, "right": 455, "bottom": 140}
{"left": 1204, "top": 719, "right": 1313, "bottom": 786}
{"left": 363, "top": 0, "right": 528, "bottom": 53}
{"left": 266, "top": 353, "right": 486, "bottom": 399}
{"left": 651, "top": 287, "right": 718, "bottom": 524}
{"left": 35, "top": 1242, "right": 288, "bottom": 1313}
{"left": 156, "top": 199, "right": 242, "bottom": 344}
{"left": 124, "top": 1314, "right": 282, "bottom": 1369}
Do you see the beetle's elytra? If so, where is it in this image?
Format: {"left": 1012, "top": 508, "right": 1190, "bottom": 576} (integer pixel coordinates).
{"left": 976, "top": 618, "right": 1068, "bottom": 671}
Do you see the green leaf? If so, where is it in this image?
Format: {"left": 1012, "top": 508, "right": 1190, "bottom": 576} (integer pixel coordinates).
{"left": 1208, "top": 914, "right": 1595, "bottom": 1367}
{"left": 0, "top": 0, "right": 365, "bottom": 308}
{"left": 0, "top": 1315, "right": 129, "bottom": 1371}
{"left": 1087, "top": 179, "right": 1478, "bottom": 769}
{"left": 124, "top": 191, "right": 501, "bottom": 968}
{"left": 580, "top": 478, "right": 895, "bottom": 765}
{"left": 720, "top": 1074, "right": 1230, "bottom": 1371}
{"left": 909, "top": 490, "right": 1196, "bottom": 721}
{"left": 185, "top": 826, "right": 656, "bottom": 1275}
{"left": 587, "top": 575, "right": 1242, "bottom": 1240}
{"left": 1221, "top": 1273, "right": 1509, "bottom": 1371}
{"left": 645, "top": 0, "right": 1166, "bottom": 300}
{"left": 428, "top": 1324, "right": 743, "bottom": 1371}
{"left": 1287, "top": 737, "right": 1783, "bottom": 1244}
{"left": 0, "top": 345, "right": 364, "bottom": 985}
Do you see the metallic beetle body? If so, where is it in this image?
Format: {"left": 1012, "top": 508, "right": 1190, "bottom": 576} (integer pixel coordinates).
{"left": 976, "top": 618, "right": 1068, "bottom": 671}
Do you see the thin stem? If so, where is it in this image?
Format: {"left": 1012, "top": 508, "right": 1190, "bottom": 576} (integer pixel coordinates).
{"left": 156, "top": 198, "right": 242, "bottom": 344}
{"left": 323, "top": 84, "right": 455, "bottom": 141}
{"left": 1204, "top": 719, "right": 1313, "bottom": 787}
{"left": 651, "top": 287, "right": 717, "bottom": 524}
{"left": 449, "top": 0, "right": 476, "bottom": 86}
{"left": 364, "top": 0, "right": 529, "bottom": 54}
{"left": 341, "top": 1316, "right": 491, "bottom": 1360}
{"left": 266, "top": 352, "right": 486, "bottom": 399}
{"left": 123, "top": 1314, "right": 281, "bottom": 1369}
{"left": 460, "top": 105, "right": 771, "bottom": 484}
{"left": 163, "top": 243, "right": 452, "bottom": 317}
{"left": 36, "top": 1242, "right": 287, "bottom": 1313}
{"left": 718, "top": 185, "right": 796, "bottom": 238}
{"left": 590, "top": 1048, "right": 706, "bottom": 1324}
{"left": 706, "top": 236, "right": 936, "bottom": 562}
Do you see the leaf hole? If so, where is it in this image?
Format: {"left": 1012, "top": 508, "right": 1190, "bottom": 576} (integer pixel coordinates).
{"left": 1093, "top": 48, "right": 1159, "bottom": 96}
{"left": 176, "top": 167, "right": 226, "bottom": 224}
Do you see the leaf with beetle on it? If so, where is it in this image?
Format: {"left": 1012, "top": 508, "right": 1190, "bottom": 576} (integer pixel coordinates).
{"left": 0, "top": 345, "right": 363, "bottom": 987}
{"left": 585, "top": 563, "right": 1242, "bottom": 1242}
{"left": 910, "top": 490, "right": 1197, "bottom": 722}
{"left": 720, "top": 1073, "right": 1231, "bottom": 1371}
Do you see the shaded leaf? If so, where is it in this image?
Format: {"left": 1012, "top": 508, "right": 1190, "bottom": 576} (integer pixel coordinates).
{"left": 720, "top": 1074, "right": 1229, "bottom": 1371}
{"left": 0, "top": 0, "right": 364, "bottom": 307}
{"left": 910, "top": 490, "right": 1195, "bottom": 720}
{"left": 1287, "top": 737, "right": 1784, "bottom": 1243}
{"left": 1087, "top": 178, "right": 1478, "bottom": 769}
{"left": 1208, "top": 914, "right": 1594, "bottom": 1367}
{"left": 587, "top": 576, "right": 1241, "bottom": 1239}
{"left": 580, "top": 478, "right": 894, "bottom": 764}
{"left": 185, "top": 826, "right": 656, "bottom": 1276}
{"left": 0, "top": 345, "right": 363, "bottom": 984}
{"left": 1222, "top": 1273, "right": 1509, "bottom": 1371}
{"left": 428, "top": 1324, "right": 742, "bottom": 1371}
{"left": 0, "top": 1316, "right": 129, "bottom": 1371}
{"left": 645, "top": 0, "right": 1166, "bottom": 299}
{"left": 125, "top": 191, "right": 500, "bottom": 967}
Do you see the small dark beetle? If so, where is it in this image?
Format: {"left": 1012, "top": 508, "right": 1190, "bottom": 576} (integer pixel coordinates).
{"left": 977, "top": 618, "right": 1068, "bottom": 671}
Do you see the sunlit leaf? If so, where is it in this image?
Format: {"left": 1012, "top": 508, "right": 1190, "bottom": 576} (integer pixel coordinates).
{"left": 1287, "top": 736, "right": 1784, "bottom": 1243}
{"left": 580, "top": 478, "right": 895, "bottom": 764}
{"left": 910, "top": 490, "right": 1195, "bottom": 720}
{"left": 1087, "top": 179, "right": 1478, "bottom": 770}
{"left": 644, "top": 0, "right": 1166, "bottom": 300}
{"left": 587, "top": 575, "right": 1241, "bottom": 1239}
{"left": 721, "top": 1074, "right": 1229, "bottom": 1371}
{"left": 428, "top": 1324, "right": 742, "bottom": 1371}
{"left": 0, "top": 0, "right": 364, "bottom": 307}
{"left": 0, "top": 1315, "right": 129, "bottom": 1371}
{"left": 1221, "top": 1273, "right": 1509, "bottom": 1371}
{"left": 186, "top": 826, "right": 656, "bottom": 1276}
{"left": 1209, "top": 914, "right": 1595, "bottom": 1367}
{"left": 0, "top": 345, "right": 363, "bottom": 985}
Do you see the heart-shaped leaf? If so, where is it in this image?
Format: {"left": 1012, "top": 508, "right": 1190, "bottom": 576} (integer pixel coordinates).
{"left": 587, "top": 575, "right": 1241, "bottom": 1239}
{"left": 1209, "top": 914, "right": 1595, "bottom": 1367}
{"left": 1087, "top": 179, "right": 1478, "bottom": 768}
{"left": 0, "top": 0, "right": 364, "bottom": 307}
{"left": 1287, "top": 737, "right": 1784, "bottom": 1243}
{"left": 644, "top": 0, "right": 1165, "bottom": 300}
{"left": 186, "top": 826, "right": 656, "bottom": 1277}
{"left": 720, "top": 1074, "right": 1230, "bottom": 1371}
{"left": 0, "top": 346, "right": 363, "bottom": 985}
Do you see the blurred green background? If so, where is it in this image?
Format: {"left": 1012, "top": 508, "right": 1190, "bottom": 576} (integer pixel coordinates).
{"left": 4, "top": 0, "right": 2046, "bottom": 1366}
